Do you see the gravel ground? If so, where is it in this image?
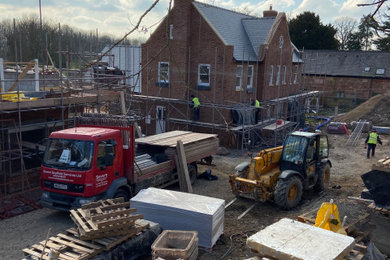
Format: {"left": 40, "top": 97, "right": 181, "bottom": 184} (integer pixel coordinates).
{"left": 1, "top": 133, "right": 389, "bottom": 259}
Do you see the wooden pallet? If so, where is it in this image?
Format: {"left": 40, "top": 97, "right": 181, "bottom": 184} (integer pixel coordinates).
{"left": 23, "top": 232, "right": 104, "bottom": 260}
{"left": 368, "top": 202, "right": 390, "bottom": 218}
{"left": 81, "top": 198, "right": 128, "bottom": 211}
{"left": 24, "top": 199, "right": 150, "bottom": 259}
{"left": 24, "top": 220, "right": 150, "bottom": 259}
{"left": 70, "top": 198, "right": 144, "bottom": 240}
{"left": 67, "top": 220, "right": 150, "bottom": 250}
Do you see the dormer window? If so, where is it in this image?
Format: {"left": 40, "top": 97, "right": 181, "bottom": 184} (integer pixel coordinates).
{"left": 376, "top": 68, "right": 385, "bottom": 75}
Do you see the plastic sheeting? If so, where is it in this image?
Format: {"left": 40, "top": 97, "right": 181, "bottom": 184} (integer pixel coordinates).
{"left": 362, "top": 241, "right": 386, "bottom": 260}
{"left": 130, "top": 187, "right": 225, "bottom": 248}
{"left": 362, "top": 170, "right": 390, "bottom": 209}
{"left": 90, "top": 220, "right": 162, "bottom": 260}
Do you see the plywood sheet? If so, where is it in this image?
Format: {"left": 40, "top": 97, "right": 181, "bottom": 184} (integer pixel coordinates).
{"left": 135, "top": 131, "right": 218, "bottom": 147}
{"left": 247, "top": 218, "right": 355, "bottom": 260}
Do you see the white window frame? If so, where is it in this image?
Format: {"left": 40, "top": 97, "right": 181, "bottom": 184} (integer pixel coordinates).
{"left": 169, "top": 24, "right": 173, "bottom": 40}
{"left": 247, "top": 65, "right": 254, "bottom": 89}
{"left": 158, "top": 62, "right": 169, "bottom": 83}
{"left": 198, "top": 64, "right": 210, "bottom": 86}
{"left": 293, "top": 65, "right": 298, "bottom": 84}
{"left": 289, "top": 66, "right": 292, "bottom": 85}
{"left": 236, "top": 65, "right": 243, "bottom": 91}
{"left": 276, "top": 65, "right": 281, "bottom": 86}
{"left": 282, "top": 65, "right": 287, "bottom": 85}
{"left": 269, "top": 65, "right": 274, "bottom": 86}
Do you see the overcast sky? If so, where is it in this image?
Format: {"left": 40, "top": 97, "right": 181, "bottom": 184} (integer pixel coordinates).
{"left": 0, "top": 0, "right": 379, "bottom": 39}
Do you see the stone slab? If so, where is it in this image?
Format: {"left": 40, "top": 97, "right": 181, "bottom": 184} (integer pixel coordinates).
{"left": 247, "top": 218, "right": 355, "bottom": 260}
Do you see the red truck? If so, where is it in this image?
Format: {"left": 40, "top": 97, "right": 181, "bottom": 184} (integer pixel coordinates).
{"left": 40, "top": 118, "right": 219, "bottom": 211}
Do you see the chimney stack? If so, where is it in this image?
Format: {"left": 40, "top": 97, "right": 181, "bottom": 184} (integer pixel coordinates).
{"left": 263, "top": 5, "right": 278, "bottom": 17}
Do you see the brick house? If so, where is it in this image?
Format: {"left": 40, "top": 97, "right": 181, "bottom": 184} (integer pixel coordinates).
{"left": 138, "top": 0, "right": 304, "bottom": 145}
{"left": 302, "top": 50, "right": 390, "bottom": 107}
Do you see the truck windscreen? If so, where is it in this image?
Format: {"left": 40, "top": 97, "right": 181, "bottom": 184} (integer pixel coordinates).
{"left": 43, "top": 138, "right": 94, "bottom": 171}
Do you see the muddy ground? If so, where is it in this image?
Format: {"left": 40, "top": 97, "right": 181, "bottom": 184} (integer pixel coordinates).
{"left": 0, "top": 133, "right": 389, "bottom": 259}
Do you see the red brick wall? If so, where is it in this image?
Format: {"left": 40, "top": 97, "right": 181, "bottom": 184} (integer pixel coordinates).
{"left": 141, "top": 0, "right": 193, "bottom": 100}
{"left": 141, "top": 2, "right": 299, "bottom": 104}
{"left": 188, "top": 6, "right": 259, "bottom": 115}
{"left": 140, "top": 0, "right": 302, "bottom": 144}
{"left": 261, "top": 14, "right": 301, "bottom": 101}
{"left": 302, "top": 75, "right": 390, "bottom": 99}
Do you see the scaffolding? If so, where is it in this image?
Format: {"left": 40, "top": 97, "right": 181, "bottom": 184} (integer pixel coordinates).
{"left": 0, "top": 24, "right": 141, "bottom": 218}
{"left": 131, "top": 90, "right": 320, "bottom": 151}
{"left": 0, "top": 4, "right": 323, "bottom": 218}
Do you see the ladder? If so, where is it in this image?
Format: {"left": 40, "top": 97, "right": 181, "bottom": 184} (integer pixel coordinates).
{"left": 241, "top": 127, "right": 251, "bottom": 152}
{"left": 347, "top": 120, "right": 366, "bottom": 146}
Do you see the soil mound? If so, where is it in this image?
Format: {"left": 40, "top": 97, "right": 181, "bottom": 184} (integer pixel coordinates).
{"left": 337, "top": 94, "right": 390, "bottom": 126}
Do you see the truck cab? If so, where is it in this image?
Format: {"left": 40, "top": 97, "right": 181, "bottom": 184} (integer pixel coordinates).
{"left": 40, "top": 127, "right": 129, "bottom": 210}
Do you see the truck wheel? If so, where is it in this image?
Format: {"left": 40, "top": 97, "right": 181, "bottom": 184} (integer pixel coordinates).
{"left": 314, "top": 163, "right": 331, "bottom": 192}
{"left": 274, "top": 176, "right": 303, "bottom": 210}
{"left": 188, "top": 164, "right": 197, "bottom": 185}
{"left": 114, "top": 189, "right": 130, "bottom": 202}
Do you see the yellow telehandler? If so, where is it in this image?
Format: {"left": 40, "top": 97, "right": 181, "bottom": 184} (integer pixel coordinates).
{"left": 229, "top": 131, "right": 331, "bottom": 209}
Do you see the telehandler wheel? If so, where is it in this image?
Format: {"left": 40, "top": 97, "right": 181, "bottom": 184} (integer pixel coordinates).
{"left": 314, "top": 163, "right": 331, "bottom": 192}
{"left": 274, "top": 176, "right": 303, "bottom": 210}
{"left": 188, "top": 164, "right": 197, "bottom": 185}
{"left": 114, "top": 189, "right": 130, "bottom": 202}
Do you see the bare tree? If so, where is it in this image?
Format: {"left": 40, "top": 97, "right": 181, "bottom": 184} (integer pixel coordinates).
{"left": 231, "top": 6, "right": 253, "bottom": 16}
{"left": 334, "top": 17, "right": 357, "bottom": 50}
{"left": 357, "top": 0, "right": 390, "bottom": 36}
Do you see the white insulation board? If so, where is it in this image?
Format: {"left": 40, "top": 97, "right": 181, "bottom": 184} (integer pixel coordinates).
{"left": 247, "top": 218, "right": 355, "bottom": 260}
{"left": 130, "top": 187, "right": 225, "bottom": 248}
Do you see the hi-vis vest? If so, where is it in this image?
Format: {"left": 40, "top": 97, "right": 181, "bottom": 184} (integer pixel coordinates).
{"left": 255, "top": 100, "right": 260, "bottom": 108}
{"left": 192, "top": 97, "right": 200, "bottom": 108}
{"left": 368, "top": 132, "right": 378, "bottom": 144}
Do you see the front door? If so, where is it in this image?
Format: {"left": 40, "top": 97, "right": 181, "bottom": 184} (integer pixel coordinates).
{"left": 156, "top": 106, "right": 165, "bottom": 134}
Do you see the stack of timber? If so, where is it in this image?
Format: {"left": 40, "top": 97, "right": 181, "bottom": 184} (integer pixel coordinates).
{"left": 23, "top": 198, "right": 150, "bottom": 260}
{"left": 136, "top": 131, "right": 219, "bottom": 163}
{"left": 372, "top": 157, "right": 390, "bottom": 172}
{"left": 134, "top": 154, "right": 160, "bottom": 176}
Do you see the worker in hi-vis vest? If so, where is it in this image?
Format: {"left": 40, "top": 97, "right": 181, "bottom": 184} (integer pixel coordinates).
{"left": 364, "top": 129, "right": 382, "bottom": 158}
{"left": 190, "top": 95, "right": 200, "bottom": 121}
{"left": 251, "top": 99, "right": 260, "bottom": 124}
